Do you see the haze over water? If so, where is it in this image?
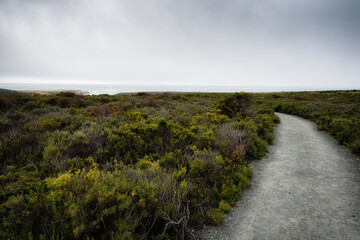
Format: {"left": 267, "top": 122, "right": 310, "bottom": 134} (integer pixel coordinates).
{"left": 1, "top": 83, "right": 354, "bottom": 95}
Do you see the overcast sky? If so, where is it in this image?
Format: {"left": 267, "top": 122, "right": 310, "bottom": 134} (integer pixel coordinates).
{"left": 0, "top": 0, "right": 359, "bottom": 88}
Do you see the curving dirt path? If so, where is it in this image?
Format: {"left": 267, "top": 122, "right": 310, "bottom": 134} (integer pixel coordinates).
{"left": 200, "top": 113, "right": 360, "bottom": 240}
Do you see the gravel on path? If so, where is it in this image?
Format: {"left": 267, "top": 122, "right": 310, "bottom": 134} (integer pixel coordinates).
{"left": 199, "top": 113, "right": 360, "bottom": 240}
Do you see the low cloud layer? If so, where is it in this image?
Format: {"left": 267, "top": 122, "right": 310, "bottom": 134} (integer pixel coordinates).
{"left": 0, "top": 0, "right": 359, "bottom": 88}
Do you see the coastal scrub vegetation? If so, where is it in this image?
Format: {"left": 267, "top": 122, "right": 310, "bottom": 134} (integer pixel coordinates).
{"left": 257, "top": 90, "right": 360, "bottom": 156}
{"left": 0, "top": 92, "right": 279, "bottom": 239}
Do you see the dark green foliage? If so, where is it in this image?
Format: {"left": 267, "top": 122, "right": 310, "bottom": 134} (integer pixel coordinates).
{"left": 0, "top": 92, "right": 277, "bottom": 239}
{"left": 218, "top": 92, "right": 252, "bottom": 118}
{"left": 0, "top": 88, "right": 29, "bottom": 96}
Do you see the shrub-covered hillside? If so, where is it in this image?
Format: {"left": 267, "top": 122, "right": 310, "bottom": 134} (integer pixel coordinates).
{"left": 0, "top": 92, "right": 279, "bottom": 239}
{"left": 257, "top": 90, "right": 360, "bottom": 156}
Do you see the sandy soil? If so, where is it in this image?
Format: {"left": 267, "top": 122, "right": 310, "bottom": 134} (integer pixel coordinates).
{"left": 199, "top": 113, "right": 360, "bottom": 240}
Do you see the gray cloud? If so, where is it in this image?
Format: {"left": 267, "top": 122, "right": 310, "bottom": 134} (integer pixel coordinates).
{"left": 0, "top": 0, "right": 359, "bottom": 88}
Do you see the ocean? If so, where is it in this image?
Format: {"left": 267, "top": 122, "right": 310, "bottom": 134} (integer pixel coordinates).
{"left": 0, "top": 83, "right": 349, "bottom": 95}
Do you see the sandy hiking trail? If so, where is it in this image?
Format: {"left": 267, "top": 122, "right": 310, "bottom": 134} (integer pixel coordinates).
{"left": 200, "top": 113, "right": 360, "bottom": 240}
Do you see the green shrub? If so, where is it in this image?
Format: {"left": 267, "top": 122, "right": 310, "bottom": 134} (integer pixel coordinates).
{"left": 329, "top": 118, "right": 355, "bottom": 144}
{"left": 207, "top": 208, "right": 224, "bottom": 226}
{"left": 219, "top": 200, "right": 231, "bottom": 213}
{"left": 218, "top": 92, "right": 252, "bottom": 118}
{"left": 349, "top": 138, "right": 360, "bottom": 155}
{"left": 0, "top": 92, "right": 279, "bottom": 239}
